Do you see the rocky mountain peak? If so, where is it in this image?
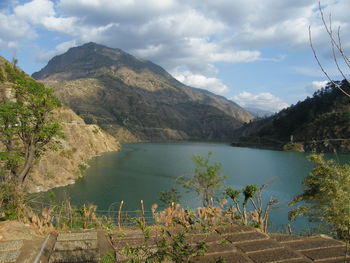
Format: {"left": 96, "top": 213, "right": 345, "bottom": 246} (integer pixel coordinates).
{"left": 32, "top": 42, "right": 171, "bottom": 81}
{"left": 32, "top": 43, "right": 253, "bottom": 141}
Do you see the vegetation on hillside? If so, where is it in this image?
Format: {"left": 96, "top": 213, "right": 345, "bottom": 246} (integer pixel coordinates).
{"left": 0, "top": 61, "right": 62, "bottom": 221}
{"left": 232, "top": 80, "right": 350, "bottom": 153}
{"left": 0, "top": 62, "right": 62, "bottom": 184}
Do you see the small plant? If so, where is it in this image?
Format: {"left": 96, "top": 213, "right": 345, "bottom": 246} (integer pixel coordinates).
{"left": 215, "top": 257, "right": 227, "bottom": 263}
{"left": 59, "top": 149, "right": 74, "bottom": 158}
{"left": 101, "top": 250, "right": 116, "bottom": 263}
{"left": 0, "top": 68, "right": 4, "bottom": 82}
{"left": 122, "top": 245, "right": 151, "bottom": 263}
{"left": 92, "top": 127, "right": 100, "bottom": 134}
{"left": 155, "top": 231, "right": 207, "bottom": 263}
{"left": 159, "top": 188, "right": 181, "bottom": 208}
{"left": 78, "top": 163, "right": 88, "bottom": 173}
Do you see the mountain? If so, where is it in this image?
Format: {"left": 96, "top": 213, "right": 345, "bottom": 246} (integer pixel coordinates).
{"left": 32, "top": 42, "right": 253, "bottom": 141}
{"left": 244, "top": 107, "right": 274, "bottom": 118}
{"left": 28, "top": 107, "right": 120, "bottom": 192}
{"left": 0, "top": 56, "right": 120, "bottom": 192}
{"left": 232, "top": 81, "right": 350, "bottom": 153}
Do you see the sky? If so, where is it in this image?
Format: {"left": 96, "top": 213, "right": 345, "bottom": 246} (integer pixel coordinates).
{"left": 0, "top": 0, "right": 349, "bottom": 112}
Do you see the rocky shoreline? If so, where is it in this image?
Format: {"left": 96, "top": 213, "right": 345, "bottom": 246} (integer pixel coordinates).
{"left": 26, "top": 107, "right": 120, "bottom": 193}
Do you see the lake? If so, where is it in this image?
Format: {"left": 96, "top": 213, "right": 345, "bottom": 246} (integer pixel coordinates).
{"left": 48, "top": 142, "right": 350, "bottom": 233}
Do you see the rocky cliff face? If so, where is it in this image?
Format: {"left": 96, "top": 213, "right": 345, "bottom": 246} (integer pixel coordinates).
{"left": 27, "top": 107, "right": 120, "bottom": 192}
{"left": 33, "top": 42, "right": 253, "bottom": 141}
{"left": 0, "top": 56, "right": 120, "bottom": 192}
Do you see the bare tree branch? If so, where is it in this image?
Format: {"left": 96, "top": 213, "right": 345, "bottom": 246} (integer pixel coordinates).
{"left": 318, "top": 2, "right": 350, "bottom": 69}
{"left": 329, "top": 15, "right": 349, "bottom": 83}
{"left": 309, "top": 26, "right": 350, "bottom": 97}
{"left": 336, "top": 27, "right": 349, "bottom": 69}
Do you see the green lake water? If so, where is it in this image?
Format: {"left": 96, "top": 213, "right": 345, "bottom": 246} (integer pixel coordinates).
{"left": 48, "top": 142, "right": 350, "bottom": 233}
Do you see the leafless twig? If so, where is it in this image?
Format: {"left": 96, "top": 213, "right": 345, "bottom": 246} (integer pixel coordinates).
{"left": 309, "top": 2, "right": 350, "bottom": 97}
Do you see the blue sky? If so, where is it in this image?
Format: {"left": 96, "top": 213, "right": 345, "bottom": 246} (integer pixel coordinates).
{"left": 1, "top": 0, "right": 349, "bottom": 112}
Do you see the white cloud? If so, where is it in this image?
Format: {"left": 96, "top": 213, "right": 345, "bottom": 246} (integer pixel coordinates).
{"left": 0, "top": 0, "right": 57, "bottom": 49}
{"left": 141, "top": 9, "right": 227, "bottom": 37}
{"left": 209, "top": 50, "right": 261, "bottom": 63}
{"left": 36, "top": 40, "right": 77, "bottom": 63}
{"left": 0, "top": 12, "right": 36, "bottom": 49}
{"left": 59, "top": 0, "right": 180, "bottom": 25}
{"left": 231, "top": 92, "right": 289, "bottom": 112}
{"left": 2, "top": 0, "right": 350, "bottom": 59}
{"left": 14, "top": 0, "right": 54, "bottom": 24}
{"left": 173, "top": 70, "right": 230, "bottom": 94}
{"left": 305, "top": 80, "right": 329, "bottom": 94}
{"left": 42, "top": 16, "right": 78, "bottom": 35}
{"left": 311, "top": 80, "right": 328, "bottom": 89}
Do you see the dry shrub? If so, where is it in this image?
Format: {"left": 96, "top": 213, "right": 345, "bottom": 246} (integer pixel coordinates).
{"left": 81, "top": 204, "right": 98, "bottom": 229}
{"left": 25, "top": 207, "right": 55, "bottom": 234}
{"left": 154, "top": 203, "right": 189, "bottom": 227}
{"left": 153, "top": 201, "right": 232, "bottom": 228}
{"left": 197, "top": 206, "right": 223, "bottom": 225}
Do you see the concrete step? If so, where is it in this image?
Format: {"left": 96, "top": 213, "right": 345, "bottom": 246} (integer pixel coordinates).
{"left": 192, "top": 251, "right": 253, "bottom": 263}
{"left": 236, "top": 239, "right": 284, "bottom": 253}
{"left": 56, "top": 232, "right": 97, "bottom": 242}
{"left": 54, "top": 240, "right": 98, "bottom": 251}
{"left": 246, "top": 247, "right": 303, "bottom": 263}
{"left": 300, "top": 246, "right": 348, "bottom": 261}
{"left": 226, "top": 231, "right": 269, "bottom": 243}
{"left": 283, "top": 237, "right": 344, "bottom": 251}
{"left": 48, "top": 249, "right": 100, "bottom": 263}
{"left": 0, "top": 250, "right": 21, "bottom": 263}
{"left": 0, "top": 241, "right": 23, "bottom": 252}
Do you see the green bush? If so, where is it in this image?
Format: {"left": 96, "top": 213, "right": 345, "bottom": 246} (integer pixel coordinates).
{"left": 289, "top": 154, "right": 350, "bottom": 241}
{"left": 0, "top": 182, "right": 26, "bottom": 220}
{"left": 177, "top": 153, "right": 225, "bottom": 207}
{"left": 0, "top": 69, "right": 4, "bottom": 82}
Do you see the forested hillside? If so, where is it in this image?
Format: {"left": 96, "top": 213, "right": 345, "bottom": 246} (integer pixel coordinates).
{"left": 232, "top": 80, "right": 350, "bottom": 153}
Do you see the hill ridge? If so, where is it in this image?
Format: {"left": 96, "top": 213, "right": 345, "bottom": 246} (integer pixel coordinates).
{"left": 33, "top": 42, "right": 253, "bottom": 142}
{"left": 232, "top": 80, "right": 350, "bottom": 153}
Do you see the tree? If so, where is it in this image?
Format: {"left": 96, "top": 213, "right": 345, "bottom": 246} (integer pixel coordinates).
{"left": 177, "top": 153, "right": 225, "bottom": 207}
{"left": 309, "top": 2, "right": 350, "bottom": 97}
{"left": 299, "top": 4, "right": 350, "bottom": 244}
{"left": 0, "top": 62, "right": 62, "bottom": 184}
{"left": 225, "top": 184, "right": 278, "bottom": 233}
{"left": 288, "top": 154, "right": 350, "bottom": 241}
{"left": 159, "top": 188, "right": 181, "bottom": 208}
